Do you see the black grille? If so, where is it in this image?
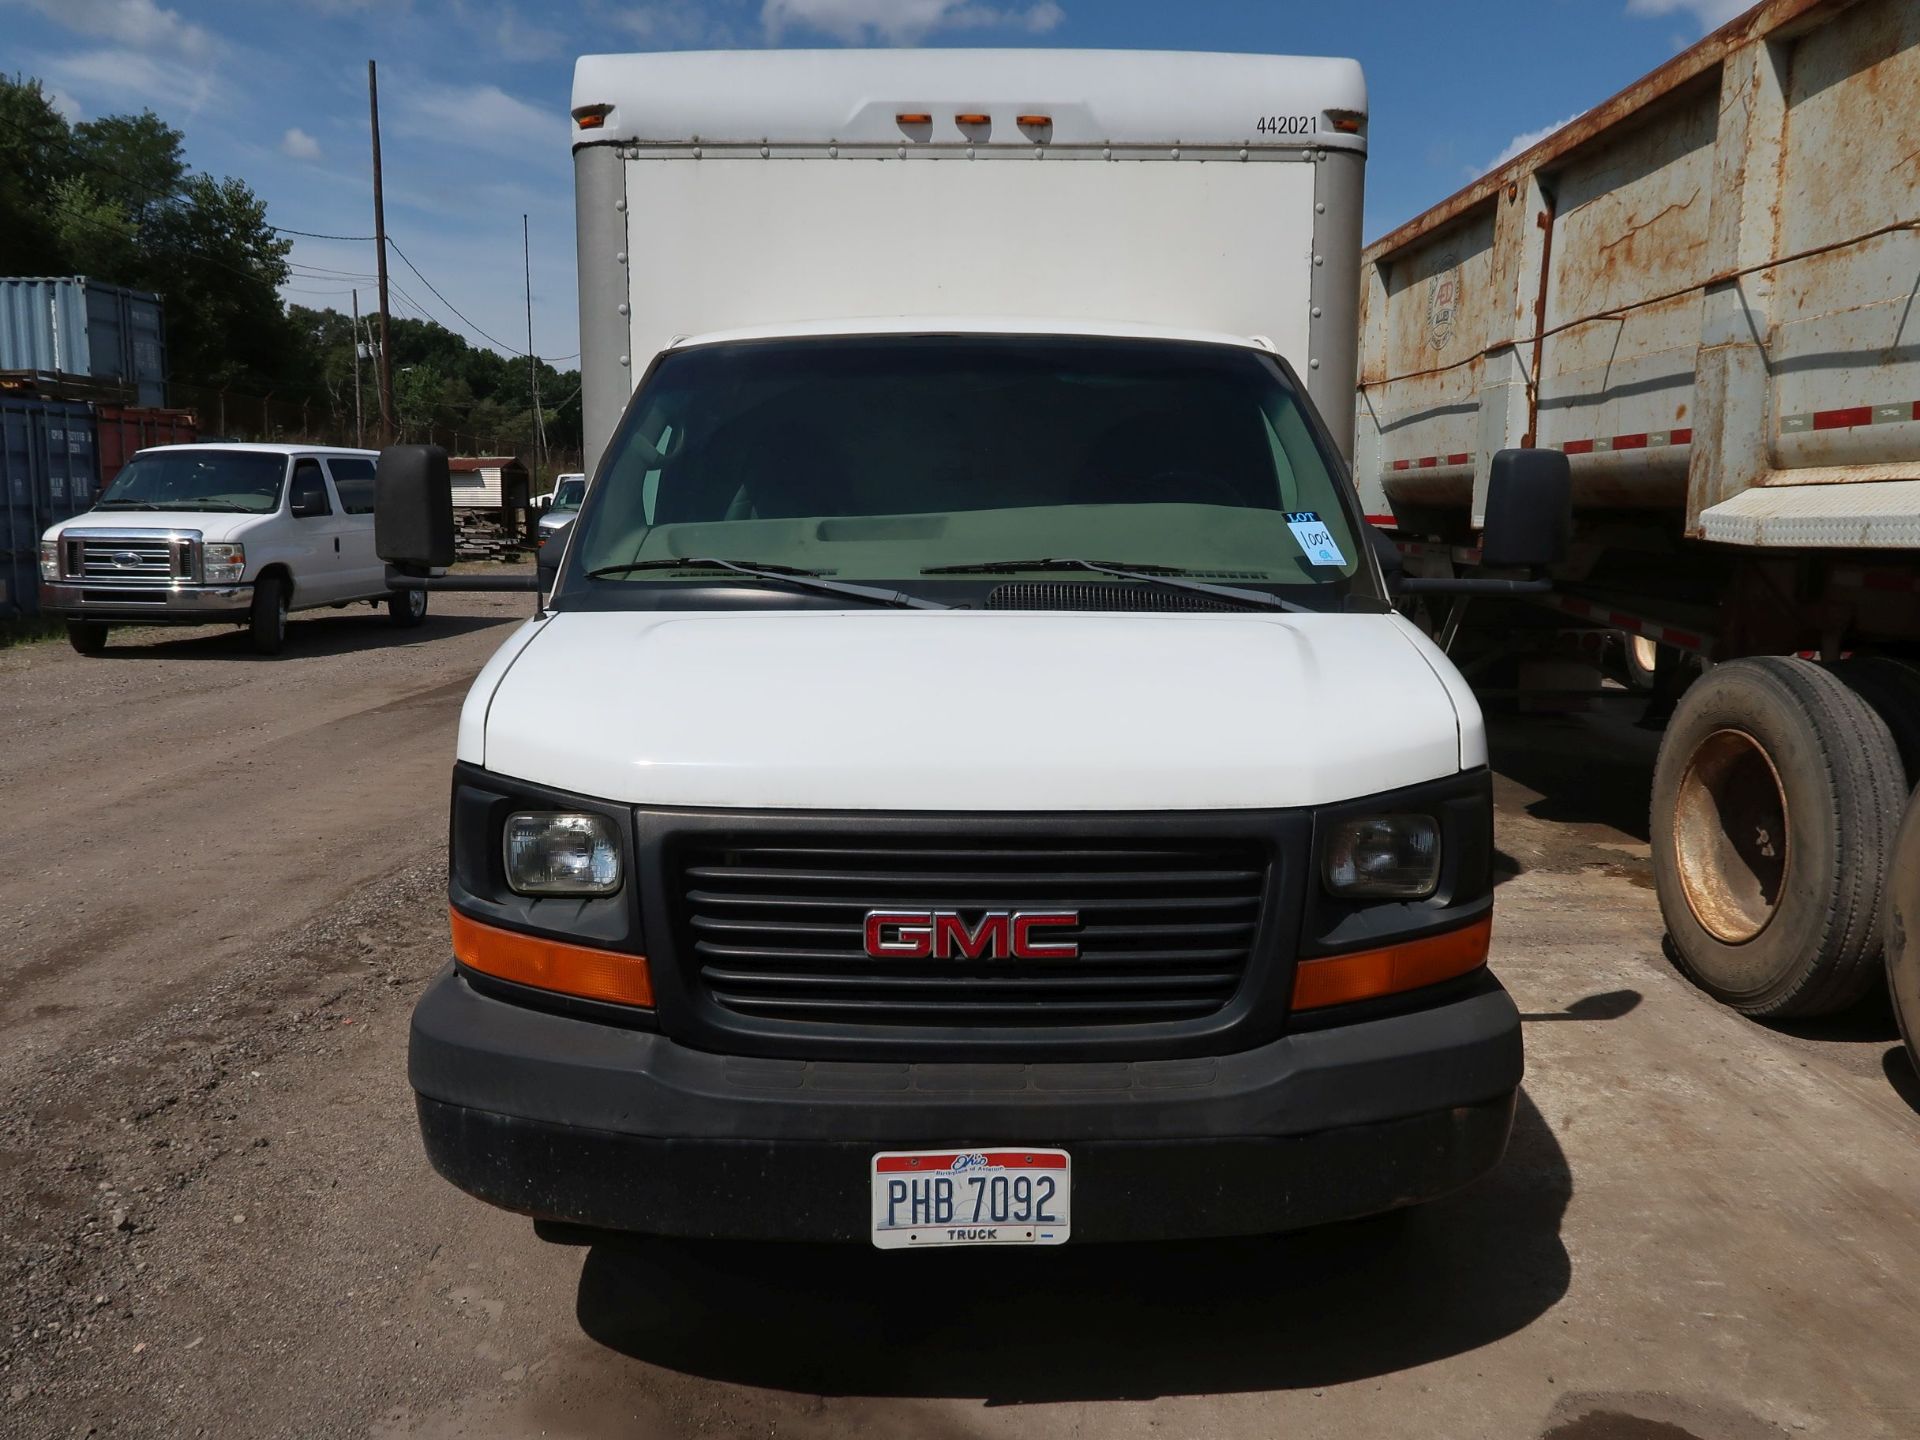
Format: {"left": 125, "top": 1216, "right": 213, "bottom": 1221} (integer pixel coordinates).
{"left": 987, "top": 582, "right": 1246, "bottom": 612}
{"left": 674, "top": 834, "right": 1269, "bottom": 1028}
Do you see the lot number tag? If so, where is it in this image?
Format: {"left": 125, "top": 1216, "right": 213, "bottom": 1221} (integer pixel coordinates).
{"left": 1285, "top": 511, "right": 1346, "bottom": 567}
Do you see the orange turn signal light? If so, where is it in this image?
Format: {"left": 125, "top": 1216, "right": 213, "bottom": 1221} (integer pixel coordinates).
{"left": 1291, "top": 916, "right": 1491, "bottom": 1011}
{"left": 451, "top": 908, "right": 654, "bottom": 1009}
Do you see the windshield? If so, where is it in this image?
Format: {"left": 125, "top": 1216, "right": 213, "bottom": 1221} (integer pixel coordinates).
{"left": 97, "top": 450, "right": 287, "bottom": 514}
{"left": 564, "top": 336, "right": 1370, "bottom": 607}
{"left": 552, "top": 478, "right": 586, "bottom": 511}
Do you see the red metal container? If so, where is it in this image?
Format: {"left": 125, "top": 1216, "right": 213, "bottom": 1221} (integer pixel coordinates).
{"left": 93, "top": 404, "right": 197, "bottom": 498}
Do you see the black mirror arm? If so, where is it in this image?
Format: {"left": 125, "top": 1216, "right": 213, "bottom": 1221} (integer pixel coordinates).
{"left": 1394, "top": 575, "right": 1553, "bottom": 596}
{"left": 385, "top": 564, "right": 540, "bottom": 593}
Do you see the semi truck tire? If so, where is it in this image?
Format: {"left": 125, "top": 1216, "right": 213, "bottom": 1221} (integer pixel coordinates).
{"left": 1623, "top": 633, "right": 1659, "bottom": 691}
{"left": 1651, "top": 656, "right": 1905, "bottom": 1018}
{"left": 1825, "top": 657, "right": 1920, "bottom": 785}
{"left": 249, "top": 574, "right": 289, "bottom": 656}
{"left": 1887, "top": 789, "right": 1920, "bottom": 1073}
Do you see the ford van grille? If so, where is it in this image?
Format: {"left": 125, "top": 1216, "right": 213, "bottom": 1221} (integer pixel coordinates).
{"left": 70, "top": 534, "right": 195, "bottom": 582}
{"left": 674, "top": 835, "right": 1269, "bottom": 1028}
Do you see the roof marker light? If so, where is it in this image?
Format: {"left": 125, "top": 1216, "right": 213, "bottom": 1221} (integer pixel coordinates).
{"left": 573, "top": 104, "right": 612, "bottom": 130}
{"left": 896, "top": 112, "right": 932, "bottom": 126}
{"left": 955, "top": 113, "right": 990, "bottom": 126}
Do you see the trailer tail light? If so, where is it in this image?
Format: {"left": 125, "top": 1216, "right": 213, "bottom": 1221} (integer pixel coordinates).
{"left": 572, "top": 104, "right": 611, "bottom": 130}
{"left": 451, "top": 908, "right": 654, "bottom": 1009}
{"left": 1291, "top": 916, "right": 1491, "bottom": 1010}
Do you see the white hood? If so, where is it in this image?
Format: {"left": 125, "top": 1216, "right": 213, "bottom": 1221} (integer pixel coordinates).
{"left": 54, "top": 510, "right": 265, "bottom": 544}
{"left": 466, "top": 609, "right": 1481, "bottom": 811}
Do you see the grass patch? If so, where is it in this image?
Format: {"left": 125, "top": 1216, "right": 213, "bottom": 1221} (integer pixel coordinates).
{"left": 0, "top": 615, "right": 71, "bottom": 650}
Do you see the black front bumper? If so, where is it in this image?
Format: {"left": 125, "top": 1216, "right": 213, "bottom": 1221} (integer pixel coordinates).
{"left": 410, "top": 966, "right": 1523, "bottom": 1243}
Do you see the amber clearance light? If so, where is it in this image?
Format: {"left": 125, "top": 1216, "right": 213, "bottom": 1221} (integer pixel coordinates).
{"left": 1291, "top": 915, "right": 1491, "bottom": 1010}
{"left": 451, "top": 908, "right": 653, "bottom": 1008}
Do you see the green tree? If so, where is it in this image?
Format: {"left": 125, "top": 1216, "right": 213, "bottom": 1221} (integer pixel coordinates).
{"left": 0, "top": 75, "right": 74, "bottom": 274}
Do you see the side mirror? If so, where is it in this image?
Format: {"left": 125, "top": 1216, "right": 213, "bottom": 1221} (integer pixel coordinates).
{"left": 376, "top": 444, "right": 455, "bottom": 574}
{"left": 1480, "top": 448, "right": 1572, "bottom": 570}
{"left": 536, "top": 517, "right": 572, "bottom": 592}
{"left": 290, "top": 491, "right": 327, "bottom": 519}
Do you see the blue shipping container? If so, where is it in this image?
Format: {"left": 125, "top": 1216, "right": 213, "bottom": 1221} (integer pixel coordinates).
{"left": 1, "top": 398, "right": 97, "bottom": 619}
{"left": 0, "top": 277, "right": 168, "bottom": 407}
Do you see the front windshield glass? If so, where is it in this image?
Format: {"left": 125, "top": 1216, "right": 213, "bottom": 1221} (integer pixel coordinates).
{"left": 552, "top": 478, "right": 586, "bottom": 511}
{"left": 566, "top": 336, "right": 1367, "bottom": 602}
{"left": 97, "top": 450, "right": 287, "bottom": 514}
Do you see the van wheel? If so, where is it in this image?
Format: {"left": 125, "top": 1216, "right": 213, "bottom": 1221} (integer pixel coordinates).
{"left": 66, "top": 621, "right": 109, "bottom": 656}
{"left": 1886, "top": 788, "right": 1920, "bottom": 1074}
{"left": 250, "top": 574, "right": 289, "bottom": 655}
{"left": 387, "top": 585, "right": 428, "bottom": 629}
{"left": 1651, "top": 656, "right": 1905, "bottom": 1017}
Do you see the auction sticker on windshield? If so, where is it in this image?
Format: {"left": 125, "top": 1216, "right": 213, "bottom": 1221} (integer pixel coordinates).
{"left": 1285, "top": 510, "right": 1347, "bottom": 566}
{"left": 871, "top": 1149, "right": 1071, "bottom": 1248}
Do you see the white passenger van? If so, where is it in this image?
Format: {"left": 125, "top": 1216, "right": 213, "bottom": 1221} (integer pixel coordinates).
{"left": 41, "top": 443, "right": 425, "bottom": 654}
{"left": 383, "top": 50, "right": 1567, "bottom": 1249}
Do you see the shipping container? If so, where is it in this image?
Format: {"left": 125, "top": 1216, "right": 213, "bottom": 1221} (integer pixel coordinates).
{"left": 0, "top": 278, "right": 168, "bottom": 407}
{"left": 1354, "top": 0, "right": 1920, "bottom": 1057}
{"left": 1, "top": 397, "right": 96, "bottom": 618}
{"left": 94, "top": 404, "right": 198, "bottom": 497}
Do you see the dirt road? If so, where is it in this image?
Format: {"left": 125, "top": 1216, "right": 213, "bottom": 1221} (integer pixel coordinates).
{"left": 2, "top": 604, "right": 1917, "bottom": 1439}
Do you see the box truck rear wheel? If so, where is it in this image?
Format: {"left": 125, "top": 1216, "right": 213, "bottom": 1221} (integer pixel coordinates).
{"left": 1651, "top": 656, "right": 1905, "bottom": 1018}
{"left": 1887, "top": 787, "right": 1920, "bottom": 1075}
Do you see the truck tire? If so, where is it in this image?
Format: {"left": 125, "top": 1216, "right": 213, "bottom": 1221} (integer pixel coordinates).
{"left": 1886, "top": 789, "right": 1920, "bottom": 1073}
{"left": 1825, "top": 657, "right": 1920, "bottom": 785}
{"left": 249, "top": 574, "right": 289, "bottom": 655}
{"left": 1623, "top": 633, "right": 1659, "bottom": 691}
{"left": 387, "top": 584, "right": 428, "bottom": 628}
{"left": 1650, "top": 656, "right": 1905, "bottom": 1017}
{"left": 66, "top": 621, "right": 109, "bottom": 656}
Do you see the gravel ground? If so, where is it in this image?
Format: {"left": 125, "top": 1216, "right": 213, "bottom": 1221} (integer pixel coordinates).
{"left": 2, "top": 603, "right": 1917, "bottom": 1440}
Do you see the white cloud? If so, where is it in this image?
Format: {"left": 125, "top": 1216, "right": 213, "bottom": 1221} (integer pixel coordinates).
{"left": 762, "top": 0, "right": 1065, "bottom": 45}
{"left": 400, "top": 80, "right": 565, "bottom": 155}
{"left": 616, "top": 1, "right": 741, "bottom": 46}
{"left": 280, "top": 127, "right": 323, "bottom": 161}
{"left": 8, "top": 0, "right": 215, "bottom": 58}
{"left": 1472, "top": 113, "right": 1580, "bottom": 177}
{"left": 32, "top": 45, "right": 215, "bottom": 114}
{"left": 1623, "top": 0, "right": 1751, "bottom": 33}
{"left": 46, "top": 88, "right": 83, "bottom": 121}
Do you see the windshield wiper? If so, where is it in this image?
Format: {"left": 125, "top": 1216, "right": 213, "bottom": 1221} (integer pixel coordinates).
{"left": 920, "top": 557, "right": 1313, "bottom": 613}
{"left": 168, "top": 503, "right": 254, "bottom": 513}
{"left": 584, "top": 557, "right": 948, "bottom": 610}
{"left": 94, "top": 500, "right": 165, "bottom": 510}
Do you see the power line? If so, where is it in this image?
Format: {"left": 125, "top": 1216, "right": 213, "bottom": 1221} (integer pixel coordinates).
{"left": 384, "top": 235, "right": 520, "bottom": 353}
{"left": 273, "top": 225, "right": 378, "bottom": 241}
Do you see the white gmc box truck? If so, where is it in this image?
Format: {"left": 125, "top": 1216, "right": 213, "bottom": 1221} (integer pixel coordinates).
{"left": 379, "top": 49, "right": 1568, "bottom": 1249}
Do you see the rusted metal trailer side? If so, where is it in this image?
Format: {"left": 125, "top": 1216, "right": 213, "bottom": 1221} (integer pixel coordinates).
{"left": 1355, "top": 0, "right": 1920, "bottom": 1058}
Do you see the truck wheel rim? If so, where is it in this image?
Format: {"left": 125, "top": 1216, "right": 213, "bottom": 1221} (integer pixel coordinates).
{"left": 1673, "top": 727, "right": 1790, "bottom": 943}
{"left": 408, "top": 588, "right": 425, "bottom": 618}
{"left": 1631, "top": 635, "right": 1658, "bottom": 672}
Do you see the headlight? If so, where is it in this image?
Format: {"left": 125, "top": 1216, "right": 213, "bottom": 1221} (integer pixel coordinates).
{"left": 39, "top": 537, "right": 60, "bottom": 582}
{"left": 1323, "top": 814, "right": 1441, "bottom": 898}
{"left": 504, "top": 811, "right": 622, "bottom": 895}
{"left": 203, "top": 542, "right": 246, "bottom": 584}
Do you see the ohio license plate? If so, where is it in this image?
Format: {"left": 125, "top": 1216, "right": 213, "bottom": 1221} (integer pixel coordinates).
{"left": 870, "top": 1149, "right": 1071, "bottom": 1248}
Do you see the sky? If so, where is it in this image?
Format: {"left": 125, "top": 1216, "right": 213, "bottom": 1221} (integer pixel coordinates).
{"left": 4, "top": 0, "right": 1752, "bottom": 366}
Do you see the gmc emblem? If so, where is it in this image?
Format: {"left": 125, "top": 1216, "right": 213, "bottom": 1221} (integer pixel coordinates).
{"left": 864, "top": 910, "right": 1080, "bottom": 960}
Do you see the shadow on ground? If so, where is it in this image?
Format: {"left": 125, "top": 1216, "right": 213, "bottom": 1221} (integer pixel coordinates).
{"left": 90, "top": 610, "right": 516, "bottom": 662}
{"left": 1487, "top": 713, "right": 1661, "bottom": 845}
{"left": 573, "top": 1089, "right": 1571, "bottom": 1402}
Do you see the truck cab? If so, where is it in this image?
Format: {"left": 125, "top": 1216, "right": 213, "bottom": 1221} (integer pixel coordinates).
{"left": 395, "top": 48, "right": 1541, "bottom": 1250}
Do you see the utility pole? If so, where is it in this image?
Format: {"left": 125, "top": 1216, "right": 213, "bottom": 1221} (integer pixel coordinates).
{"left": 523, "top": 213, "right": 545, "bottom": 475}
{"left": 368, "top": 60, "right": 396, "bottom": 442}
{"left": 351, "top": 289, "right": 364, "bottom": 449}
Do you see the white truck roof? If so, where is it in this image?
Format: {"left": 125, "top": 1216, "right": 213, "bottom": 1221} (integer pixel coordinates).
{"left": 572, "top": 48, "right": 1366, "bottom": 152}
{"left": 131, "top": 443, "right": 379, "bottom": 459}
{"left": 668, "top": 316, "right": 1275, "bottom": 352}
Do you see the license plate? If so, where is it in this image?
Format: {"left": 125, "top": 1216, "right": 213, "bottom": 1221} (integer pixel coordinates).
{"left": 870, "top": 1149, "right": 1070, "bottom": 1248}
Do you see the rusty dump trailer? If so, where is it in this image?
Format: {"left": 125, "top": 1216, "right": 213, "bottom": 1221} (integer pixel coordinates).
{"left": 1355, "top": 0, "right": 1920, "bottom": 1052}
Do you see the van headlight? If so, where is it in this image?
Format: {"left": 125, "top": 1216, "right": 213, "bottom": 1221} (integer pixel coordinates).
{"left": 39, "top": 537, "right": 60, "bottom": 581}
{"left": 504, "top": 812, "right": 623, "bottom": 895}
{"left": 1323, "top": 814, "right": 1441, "bottom": 898}
{"left": 203, "top": 542, "right": 246, "bottom": 583}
